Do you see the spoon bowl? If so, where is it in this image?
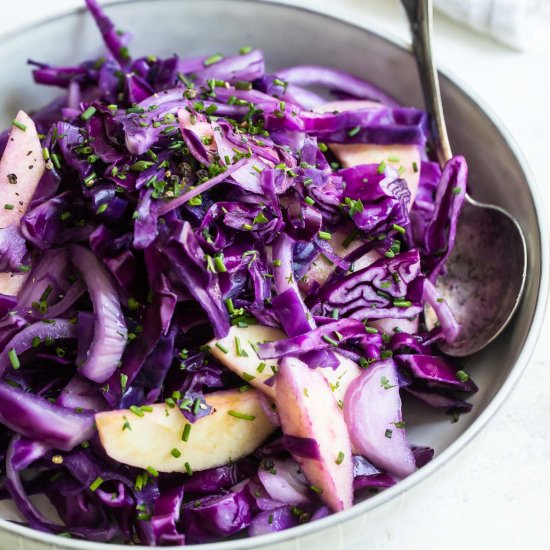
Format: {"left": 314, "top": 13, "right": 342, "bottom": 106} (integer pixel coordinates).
{"left": 401, "top": 0, "right": 528, "bottom": 356}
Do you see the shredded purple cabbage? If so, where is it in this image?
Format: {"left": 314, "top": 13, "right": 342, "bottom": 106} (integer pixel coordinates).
{"left": 0, "top": 0, "right": 479, "bottom": 544}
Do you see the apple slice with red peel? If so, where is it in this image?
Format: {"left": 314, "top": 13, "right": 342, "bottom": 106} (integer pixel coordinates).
{"left": 96, "top": 388, "right": 275, "bottom": 473}
{"left": 315, "top": 100, "right": 421, "bottom": 206}
{"left": 276, "top": 357, "right": 353, "bottom": 512}
{"left": 0, "top": 111, "right": 46, "bottom": 296}
{"left": 209, "top": 325, "right": 362, "bottom": 405}
{"left": 344, "top": 359, "right": 416, "bottom": 478}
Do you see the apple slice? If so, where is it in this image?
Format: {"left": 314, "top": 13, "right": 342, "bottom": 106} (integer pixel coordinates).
{"left": 276, "top": 357, "right": 353, "bottom": 512}
{"left": 304, "top": 223, "right": 381, "bottom": 288}
{"left": 209, "top": 324, "right": 281, "bottom": 400}
{"left": 0, "top": 111, "right": 45, "bottom": 296}
{"left": 209, "top": 325, "right": 362, "bottom": 405}
{"left": 315, "top": 100, "right": 421, "bottom": 206}
{"left": 96, "top": 389, "right": 275, "bottom": 473}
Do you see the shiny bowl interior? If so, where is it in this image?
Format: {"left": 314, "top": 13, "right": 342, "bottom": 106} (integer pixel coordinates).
{"left": 0, "top": 1, "right": 546, "bottom": 549}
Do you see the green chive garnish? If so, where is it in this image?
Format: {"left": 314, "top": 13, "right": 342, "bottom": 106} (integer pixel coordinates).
{"left": 335, "top": 451, "right": 345, "bottom": 465}
{"left": 130, "top": 405, "right": 144, "bottom": 417}
{"left": 4, "top": 204, "right": 14, "bottom": 210}
{"left": 310, "top": 485, "right": 323, "bottom": 494}
{"left": 203, "top": 53, "right": 224, "bottom": 66}
{"left": 170, "top": 448, "right": 181, "bottom": 458}
{"left": 235, "top": 81, "right": 252, "bottom": 91}
{"left": 377, "top": 161, "right": 386, "bottom": 174}
{"left": 227, "top": 410, "right": 256, "bottom": 421}
{"left": 393, "top": 299, "right": 411, "bottom": 308}
{"left": 215, "top": 342, "right": 229, "bottom": 354}
{"left": 12, "top": 119, "right": 27, "bottom": 132}
{"left": 214, "top": 254, "right": 227, "bottom": 273}
{"left": 318, "top": 142, "right": 328, "bottom": 152}
{"left": 347, "top": 126, "right": 361, "bottom": 137}
{"left": 392, "top": 223, "right": 406, "bottom": 234}
{"left": 318, "top": 231, "right": 332, "bottom": 240}
{"left": 89, "top": 477, "right": 104, "bottom": 492}
{"left": 242, "top": 372, "right": 256, "bottom": 382}
{"left": 412, "top": 161, "right": 419, "bottom": 173}
{"left": 257, "top": 362, "right": 266, "bottom": 373}
{"left": 182, "top": 424, "right": 192, "bottom": 442}
{"left": 81, "top": 106, "right": 97, "bottom": 121}
{"left": 184, "top": 462, "right": 193, "bottom": 476}
{"left": 146, "top": 466, "right": 159, "bottom": 477}
{"left": 304, "top": 197, "right": 315, "bottom": 206}
{"left": 239, "top": 46, "right": 252, "bottom": 54}
{"left": 456, "top": 370, "right": 469, "bottom": 383}
{"left": 322, "top": 335, "right": 339, "bottom": 347}
{"left": 8, "top": 349, "right": 20, "bottom": 370}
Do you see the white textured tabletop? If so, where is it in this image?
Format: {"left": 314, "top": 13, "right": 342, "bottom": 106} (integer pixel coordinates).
{"left": 2, "top": 1, "right": 549, "bottom": 549}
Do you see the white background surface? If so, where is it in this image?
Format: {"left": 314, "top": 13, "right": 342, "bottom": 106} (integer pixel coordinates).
{"left": 1, "top": 1, "right": 549, "bottom": 549}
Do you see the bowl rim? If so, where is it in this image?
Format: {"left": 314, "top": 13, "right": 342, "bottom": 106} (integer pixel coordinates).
{"left": 0, "top": 0, "right": 547, "bottom": 548}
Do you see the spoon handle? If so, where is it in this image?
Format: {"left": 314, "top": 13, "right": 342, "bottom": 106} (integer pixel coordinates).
{"left": 401, "top": 0, "right": 452, "bottom": 166}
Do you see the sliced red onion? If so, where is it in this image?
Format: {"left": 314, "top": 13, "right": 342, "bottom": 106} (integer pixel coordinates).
{"left": 56, "top": 374, "right": 107, "bottom": 411}
{"left": 423, "top": 278, "right": 460, "bottom": 343}
{"left": 69, "top": 244, "right": 127, "bottom": 383}
{"left": 249, "top": 506, "right": 299, "bottom": 537}
{"left": 0, "top": 318, "right": 76, "bottom": 376}
{"left": 344, "top": 359, "right": 416, "bottom": 478}
{"left": 275, "top": 65, "right": 400, "bottom": 107}
{"left": 0, "top": 381, "right": 95, "bottom": 450}
{"left": 258, "top": 458, "right": 311, "bottom": 506}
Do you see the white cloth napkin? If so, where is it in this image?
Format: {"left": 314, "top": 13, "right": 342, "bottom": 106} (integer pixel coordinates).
{"left": 434, "top": 0, "right": 550, "bottom": 50}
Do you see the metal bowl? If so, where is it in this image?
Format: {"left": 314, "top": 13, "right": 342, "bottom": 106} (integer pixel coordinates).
{"left": 0, "top": 1, "right": 547, "bottom": 549}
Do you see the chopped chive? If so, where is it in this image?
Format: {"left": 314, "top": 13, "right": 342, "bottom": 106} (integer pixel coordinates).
{"left": 455, "top": 370, "right": 469, "bottom": 383}
{"left": 257, "top": 362, "right": 266, "bottom": 373}
{"left": 32, "top": 336, "right": 41, "bottom": 347}
{"left": 347, "top": 126, "right": 361, "bottom": 137}
{"left": 203, "top": 53, "right": 224, "bottom": 66}
{"left": 304, "top": 196, "right": 315, "bottom": 206}
{"left": 318, "top": 231, "right": 332, "bottom": 240}
{"left": 318, "top": 142, "right": 328, "bottom": 152}
{"left": 8, "top": 349, "right": 20, "bottom": 370}
{"left": 193, "top": 398, "right": 201, "bottom": 415}
{"left": 146, "top": 466, "right": 159, "bottom": 477}
{"left": 235, "top": 337, "right": 244, "bottom": 357}
{"left": 225, "top": 298, "right": 235, "bottom": 314}
{"left": 129, "top": 405, "right": 144, "bottom": 417}
{"left": 380, "top": 350, "right": 393, "bottom": 360}
{"left": 377, "top": 161, "right": 387, "bottom": 174}
{"left": 322, "top": 335, "right": 338, "bottom": 347}
{"left": 393, "top": 299, "right": 411, "bottom": 308}
{"left": 235, "top": 80, "right": 252, "bottom": 91}
{"left": 170, "top": 448, "right": 181, "bottom": 458}
{"left": 89, "top": 477, "right": 104, "bottom": 492}
{"left": 120, "top": 374, "right": 128, "bottom": 393}
{"left": 227, "top": 410, "right": 256, "bottom": 421}
{"left": 4, "top": 204, "right": 14, "bottom": 210}
{"left": 392, "top": 223, "right": 406, "bottom": 234}
{"left": 452, "top": 187, "right": 462, "bottom": 194}
{"left": 11, "top": 119, "right": 27, "bottom": 132}
{"left": 310, "top": 485, "right": 323, "bottom": 494}
{"left": 242, "top": 372, "right": 256, "bottom": 382}
{"left": 140, "top": 405, "right": 153, "bottom": 413}
{"left": 387, "top": 155, "right": 400, "bottom": 163}
{"left": 165, "top": 398, "right": 176, "bottom": 408}
{"left": 184, "top": 462, "right": 193, "bottom": 476}
{"left": 182, "top": 423, "right": 192, "bottom": 442}
{"left": 81, "top": 106, "right": 97, "bottom": 121}
{"left": 96, "top": 203, "right": 108, "bottom": 215}
{"left": 122, "top": 416, "right": 132, "bottom": 431}
{"left": 214, "top": 254, "right": 227, "bottom": 273}
{"left": 239, "top": 46, "right": 252, "bottom": 54}
{"left": 385, "top": 429, "right": 393, "bottom": 439}
{"left": 335, "top": 451, "right": 345, "bottom": 465}
{"left": 215, "top": 342, "right": 229, "bottom": 354}
{"left": 412, "top": 161, "right": 419, "bottom": 173}
{"left": 42, "top": 147, "right": 50, "bottom": 161}
{"left": 365, "top": 326, "right": 379, "bottom": 334}
{"left": 51, "top": 153, "right": 62, "bottom": 170}
{"left": 137, "top": 513, "right": 151, "bottom": 521}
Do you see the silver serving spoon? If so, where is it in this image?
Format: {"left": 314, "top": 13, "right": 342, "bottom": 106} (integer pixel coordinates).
{"left": 401, "top": 0, "right": 527, "bottom": 356}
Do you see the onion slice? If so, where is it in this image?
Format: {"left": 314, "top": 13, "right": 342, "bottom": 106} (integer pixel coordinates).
{"left": 69, "top": 244, "right": 127, "bottom": 383}
{"left": 344, "top": 359, "right": 416, "bottom": 478}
